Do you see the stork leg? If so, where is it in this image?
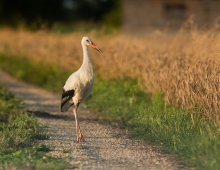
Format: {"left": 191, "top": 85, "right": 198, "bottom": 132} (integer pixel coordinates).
{"left": 73, "top": 105, "right": 85, "bottom": 143}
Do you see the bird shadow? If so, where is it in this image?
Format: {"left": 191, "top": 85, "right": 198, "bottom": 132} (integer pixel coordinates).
{"left": 26, "top": 110, "right": 73, "bottom": 120}
{"left": 26, "top": 109, "right": 100, "bottom": 122}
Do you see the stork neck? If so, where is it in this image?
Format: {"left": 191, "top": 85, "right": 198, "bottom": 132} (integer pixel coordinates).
{"left": 80, "top": 44, "right": 93, "bottom": 76}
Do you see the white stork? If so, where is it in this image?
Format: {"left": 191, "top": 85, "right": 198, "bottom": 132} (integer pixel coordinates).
{"left": 61, "top": 37, "right": 102, "bottom": 143}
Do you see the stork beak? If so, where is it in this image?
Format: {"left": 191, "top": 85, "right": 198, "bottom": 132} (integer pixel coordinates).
{"left": 89, "top": 42, "right": 103, "bottom": 53}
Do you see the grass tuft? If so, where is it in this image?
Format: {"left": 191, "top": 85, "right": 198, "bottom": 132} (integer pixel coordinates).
{"left": 0, "top": 86, "right": 71, "bottom": 169}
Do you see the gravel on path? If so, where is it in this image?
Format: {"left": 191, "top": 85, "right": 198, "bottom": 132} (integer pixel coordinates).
{"left": 0, "top": 70, "right": 190, "bottom": 170}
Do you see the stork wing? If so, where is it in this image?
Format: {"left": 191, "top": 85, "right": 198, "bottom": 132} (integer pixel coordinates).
{"left": 61, "top": 89, "right": 74, "bottom": 112}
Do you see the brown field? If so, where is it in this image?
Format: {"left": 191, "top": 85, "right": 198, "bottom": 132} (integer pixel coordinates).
{"left": 0, "top": 22, "right": 219, "bottom": 119}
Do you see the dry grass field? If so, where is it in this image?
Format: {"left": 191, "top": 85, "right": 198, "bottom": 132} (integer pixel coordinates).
{"left": 0, "top": 21, "right": 219, "bottom": 120}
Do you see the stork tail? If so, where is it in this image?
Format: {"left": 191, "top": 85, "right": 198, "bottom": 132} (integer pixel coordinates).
{"left": 61, "top": 89, "right": 74, "bottom": 112}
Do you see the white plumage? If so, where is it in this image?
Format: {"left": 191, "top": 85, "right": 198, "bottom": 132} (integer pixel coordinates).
{"left": 61, "top": 36, "right": 102, "bottom": 142}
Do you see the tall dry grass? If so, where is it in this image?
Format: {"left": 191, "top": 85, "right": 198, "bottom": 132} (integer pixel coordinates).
{"left": 0, "top": 22, "right": 219, "bottom": 119}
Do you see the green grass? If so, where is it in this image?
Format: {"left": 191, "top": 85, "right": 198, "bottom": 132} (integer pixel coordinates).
{"left": 0, "top": 86, "right": 73, "bottom": 169}
{"left": 0, "top": 53, "right": 220, "bottom": 169}
{"left": 0, "top": 54, "right": 71, "bottom": 92}
{"left": 87, "top": 79, "right": 220, "bottom": 169}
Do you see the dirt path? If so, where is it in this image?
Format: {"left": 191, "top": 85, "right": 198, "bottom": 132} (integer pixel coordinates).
{"left": 0, "top": 70, "right": 189, "bottom": 170}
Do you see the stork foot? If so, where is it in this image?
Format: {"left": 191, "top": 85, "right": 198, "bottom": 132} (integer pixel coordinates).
{"left": 76, "top": 133, "right": 86, "bottom": 143}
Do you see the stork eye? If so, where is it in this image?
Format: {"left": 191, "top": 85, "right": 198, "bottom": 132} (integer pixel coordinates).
{"left": 86, "top": 40, "right": 89, "bottom": 43}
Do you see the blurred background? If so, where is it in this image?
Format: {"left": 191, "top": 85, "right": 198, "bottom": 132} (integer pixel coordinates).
{"left": 1, "top": 0, "right": 220, "bottom": 34}
{"left": 0, "top": 0, "right": 121, "bottom": 33}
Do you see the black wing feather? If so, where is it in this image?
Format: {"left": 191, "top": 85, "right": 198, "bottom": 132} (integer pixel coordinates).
{"left": 61, "top": 89, "right": 74, "bottom": 112}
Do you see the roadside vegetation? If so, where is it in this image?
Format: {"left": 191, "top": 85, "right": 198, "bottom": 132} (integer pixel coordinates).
{"left": 0, "top": 86, "right": 71, "bottom": 169}
{"left": 0, "top": 21, "right": 220, "bottom": 169}
{"left": 0, "top": 53, "right": 220, "bottom": 170}
{"left": 0, "top": 22, "right": 219, "bottom": 116}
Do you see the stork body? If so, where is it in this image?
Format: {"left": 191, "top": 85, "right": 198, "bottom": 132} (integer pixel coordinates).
{"left": 61, "top": 37, "right": 102, "bottom": 142}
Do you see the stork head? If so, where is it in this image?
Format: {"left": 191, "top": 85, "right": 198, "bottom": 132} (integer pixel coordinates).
{"left": 82, "top": 36, "right": 102, "bottom": 53}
